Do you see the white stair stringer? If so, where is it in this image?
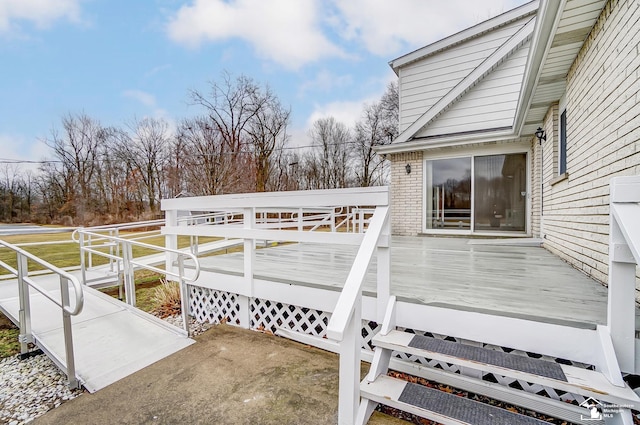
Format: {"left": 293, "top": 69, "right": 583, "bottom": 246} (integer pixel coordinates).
{"left": 355, "top": 298, "right": 640, "bottom": 425}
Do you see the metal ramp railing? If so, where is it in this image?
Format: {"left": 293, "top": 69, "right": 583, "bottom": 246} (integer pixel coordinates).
{"left": 72, "top": 228, "right": 201, "bottom": 335}
{"left": 0, "top": 240, "right": 84, "bottom": 388}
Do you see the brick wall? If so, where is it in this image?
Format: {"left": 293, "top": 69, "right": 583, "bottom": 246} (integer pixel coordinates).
{"left": 390, "top": 151, "right": 423, "bottom": 235}
{"left": 540, "top": 0, "right": 640, "bottom": 298}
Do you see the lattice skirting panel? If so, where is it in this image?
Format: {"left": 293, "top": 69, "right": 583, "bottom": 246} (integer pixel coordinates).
{"left": 188, "top": 286, "right": 591, "bottom": 405}
{"left": 188, "top": 286, "right": 241, "bottom": 326}
{"left": 250, "top": 298, "right": 331, "bottom": 337}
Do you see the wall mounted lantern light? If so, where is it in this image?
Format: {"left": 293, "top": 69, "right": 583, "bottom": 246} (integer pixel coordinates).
{"left": 405, "top": 163, "right": 412, "bottom": 174}
{"left": 535, "top": 127, "right": 547, "bottom": 144}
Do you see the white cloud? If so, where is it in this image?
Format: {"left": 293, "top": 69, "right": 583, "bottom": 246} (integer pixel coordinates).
{"left": 306, "top": 96, "right": 378, "bottom": 130}
{"left": 329, "top": 0, "right": 530, "bottom": 56}
{"left": 122, "top": 90, "right": 176, "bottom": 135}
{"left": 166, "top": 0, "right": 345, "bottom": 70}
{"left": 123, "top": 90, "right": 157, "bottom": 108}
{"left": 298, "top": 70, "right": 353, "bottom": 97}
{"left": 0, "top": 0, "right": 82, "bottom": 33}
{"left": 0, "top": 134, "right": 50, "bottom": 172}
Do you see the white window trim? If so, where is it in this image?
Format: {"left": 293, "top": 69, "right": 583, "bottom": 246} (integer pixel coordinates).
{"left": 558, "top": 94, "right": 568, "bottom": 177}
{"left": 421, "top": 142, "right": 531, "bottom": 236}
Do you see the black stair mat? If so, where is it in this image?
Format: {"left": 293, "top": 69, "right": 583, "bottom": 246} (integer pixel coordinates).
{"left": 408, "top": 335, "right": 567, "bottom": 382}
{"left": 399, "top": 382, "right": 550, "bottom": 425}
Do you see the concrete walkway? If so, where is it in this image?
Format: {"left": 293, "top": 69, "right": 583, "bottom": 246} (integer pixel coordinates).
{"left": 32, "top": 325, "right": 405, "bottom": 425}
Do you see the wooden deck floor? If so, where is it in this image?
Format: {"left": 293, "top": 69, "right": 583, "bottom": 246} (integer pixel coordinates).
{"left": 193, "top": 236, "right": 639, "bottom": 330}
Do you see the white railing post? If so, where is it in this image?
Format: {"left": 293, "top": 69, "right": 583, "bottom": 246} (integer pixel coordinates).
{"left": 108, "top": 229, "right": 115, "bottom": 273}
{"left": 16, "top": 252, "right": 32, "bottom": 355}
{"left": 122, "top": 242, "right": 136, "bottom": 306}
{"left": 298, "top": 207, "right": 303, "bottom": 231}
{"left": 239, "top": 207, "right": 255, "bottom": 328}
{"left": 338, "top": 293, "right": 362, "bottom": 425}
{"left": 165, "top": 209, "right": 178, "bottom": 274}
{"left": 59, "top": 275, "right": 79, "bottom": 389}
{"left": 331, "top": 209, "right": 336, "bottom": 232}
{"left": 87, "top": 233, "right": 93, "bottom": 269}
{"left": 178, "top": 255, "right": 190, "bottom": 336}
{"left": 79, "top": 230, "right": 86, "bottom": 285}
{"left": 608, "top": 176, "right": 640, "bottom": 375}
{"left": 376, "top": 214, "right": 391, "bottom": 323}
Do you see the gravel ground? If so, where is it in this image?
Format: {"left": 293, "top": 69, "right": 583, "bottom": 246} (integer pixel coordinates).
{"left": 0, "top": 354, "right": 82, "bottom": 425}
{"left": 0, "top": 315, "right": 211, "bottom": 425}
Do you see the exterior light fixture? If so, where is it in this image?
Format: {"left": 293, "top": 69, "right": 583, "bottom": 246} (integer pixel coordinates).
{"left": 535, "top": 127, "right": 547, "bottom": 144}
{"left": 405, "top": 163, "right": 412, "bottom": 174}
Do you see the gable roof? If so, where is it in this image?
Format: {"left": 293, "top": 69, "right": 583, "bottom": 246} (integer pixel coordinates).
{"left": 390, "top": 1, "right": 538, "bottom": 72}
{"left": 378, "top": 0, "right": 608, "bottom": 155}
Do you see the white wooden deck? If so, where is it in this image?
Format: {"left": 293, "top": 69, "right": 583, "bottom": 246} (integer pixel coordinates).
{"left": 188, "top": 236, "right": 640, "bottom": 331}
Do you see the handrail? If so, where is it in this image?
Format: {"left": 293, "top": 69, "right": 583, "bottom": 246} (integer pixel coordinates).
{"left": 75, "top": 229, "right": 201, "bottom": 283}
{"left": 0, "top": 239, "right": 84, "bottom": 389}
{"left": 74, "top": 228, "right": 201, "bottom": 335}
{"left": 608, "top": 176, "right": 640, "bottom": 377}
{"left": 326, "top": 206, "right": 389, "bottom": 341}
{"left": 0, "top": 240, "right": 84, "bottom": 315}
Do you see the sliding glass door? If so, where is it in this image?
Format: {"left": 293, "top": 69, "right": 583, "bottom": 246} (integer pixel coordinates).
{"left": 424, "top": 153, "right": 527, "bottom": 233}
{"left": 474, "top": 153, "right": 526, "bottom": 232}
{"left": 425, "top": 157, "right": 471, "bottom": 230}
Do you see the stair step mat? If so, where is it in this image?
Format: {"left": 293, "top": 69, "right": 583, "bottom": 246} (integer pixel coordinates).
{"left": 399, "top": 382, "right": 550, "bottom": 425}
{"left": 408, "top": 335, "right": 567, "bottom": 382}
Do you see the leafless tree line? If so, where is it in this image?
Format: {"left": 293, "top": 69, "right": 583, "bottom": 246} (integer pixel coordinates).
{"left": 0, "top": 73, "right": 397, "bottom": 225}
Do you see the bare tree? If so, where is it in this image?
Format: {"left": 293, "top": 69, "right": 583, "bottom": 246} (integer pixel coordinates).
{"left": 308, "top": 117, "right": 352, "bottom": 189}
{"left": 246, "top": 95, "right": 290, "bottom": 192}
{"left": 120, "top": 117, "right": 170, "bottom": 213}
{"left": 353, "top": 82, "right": 398, "bottom": 187}
{"left": 189, "top": 72, "right": 290, "bottom": 193}
{"left": 45, "top": 113, "right": 104, "bottom": 223}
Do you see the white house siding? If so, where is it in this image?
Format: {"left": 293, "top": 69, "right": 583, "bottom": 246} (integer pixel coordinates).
{"left": 415, "top": 41, "right": 531, "bottom": 138}
{"left": 390, "top": 151, "right": 423, "bottom": 236}
{"left": 399, "top": 18, "right": 531, "bottom": 133}
{"left": 539, "top": 0, "right": 640, "bottom": 299}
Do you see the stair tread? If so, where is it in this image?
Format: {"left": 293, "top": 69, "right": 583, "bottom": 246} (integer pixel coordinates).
{"left": 363, "top": 375, "right": 550, "bottom": 425}
{"left": 408, "top": 333, "right": 566, "bottom": 381}
{"left": 373, "top": 330, "right": 640, "bottom": 408}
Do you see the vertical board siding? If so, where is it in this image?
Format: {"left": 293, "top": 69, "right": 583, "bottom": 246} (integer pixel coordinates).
{"left": 540, "top": 0, "right": 640, "bottom": 300}
{"left": 398, "top": 18, "right": 530, "bottom": 132}
{"left": 390, "top": 152, "right": 423, "bottom": 236}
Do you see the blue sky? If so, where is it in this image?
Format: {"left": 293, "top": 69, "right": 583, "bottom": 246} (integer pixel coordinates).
{"left": 0, "top": 0, "right": 528, "bottom": 166}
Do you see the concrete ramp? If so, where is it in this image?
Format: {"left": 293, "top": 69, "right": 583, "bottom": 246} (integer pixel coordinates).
{"left": 0, "top": 274, "right": 194, "bottom": 392}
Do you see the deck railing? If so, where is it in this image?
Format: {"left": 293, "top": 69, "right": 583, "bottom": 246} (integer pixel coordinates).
{"left": 72, "top": 229, "right": 201, "bottom": 335}
{"left": 608, "top": 176, "right": 640, "bottom": 376}
{"left": 0, "top": 240, "right": 84, "bottom": 388}
{"left": 161, "top": 187, "right": 390, "bottom": 424}
{"left": 326, "top": 205, "right": 389, "bottom": 424}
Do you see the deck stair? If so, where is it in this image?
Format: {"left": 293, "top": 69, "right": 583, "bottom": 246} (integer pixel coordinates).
{"left": 356, "top": 298, "right": 640, "bottom": 425}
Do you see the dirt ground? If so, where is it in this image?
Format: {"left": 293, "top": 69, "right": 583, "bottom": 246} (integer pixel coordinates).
{"left": 32, "top": 324, "right": 405, "bottom": 425}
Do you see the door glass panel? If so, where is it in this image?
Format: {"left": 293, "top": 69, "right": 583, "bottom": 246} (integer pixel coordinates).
{"left": 474, "top": 153, "right": 526, "bottom": 232}
{"left": 425, "top": 157, "right": 471, "bottom": 230}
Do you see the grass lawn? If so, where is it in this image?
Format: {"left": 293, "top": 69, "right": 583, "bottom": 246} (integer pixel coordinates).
{"left": 0, "top": 231, "right": 220, "bottom": 275}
